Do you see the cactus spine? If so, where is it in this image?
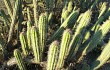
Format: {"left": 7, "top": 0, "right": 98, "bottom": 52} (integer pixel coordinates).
{"left": 47, "top": 41, "right": 59, "bottom": 70}
{"left": 91, "top": 41, "right": 110, "bottom": 70}
{"left": 20, "top": 32, "right": 29, "bottom": 55}
{"left": 14, "top": 49, "right": 26, "bottom": 70}
{"left": 56, "top": 29, "right": 71, "bottom": 69}
{"left": 31, "top": 26, "right": 40, "bottom": 62}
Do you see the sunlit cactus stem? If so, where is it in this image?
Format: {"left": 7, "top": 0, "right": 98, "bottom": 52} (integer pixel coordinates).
{"left": 3, "top": 0, "right": 13, "bottom": 19}
{"left": 33, "top": 0, "right": 38, "bottom": 26}
{"left": 47, "top": 41, "right": 59, "bottom": 70}
{"left": 67, "top": 0, "right": 73, "bottom": 12}
{"left": 27, "top": 21, "right": 32, "bottom": 49}
{"left": 49, "top": 10, "right": 79, "bottom": 42}
{"left": 91, "top": 41, "right": 110, "bottom": 70}
{"left": 14, "top": 49, "right": 26, "bottom": 70}
{"left": 56, "top": 29, "right": 71, "bottom": 69}
{"left": 79, "top": 18, "right": 110, "bottom": 62}
{"left": 20, "top": 32, "right": 29, "bottom": 56}
{"left": 38, "top": 14, "right": 48, "bottom": 59}
{"left": 8, "top": 0, "right": 21, "bottom": 42}
{"left": 27, "top": 8, "right": 31, "bottom": 22}
{"left": 31, "top": 26, "right": 40, "bottom": 62}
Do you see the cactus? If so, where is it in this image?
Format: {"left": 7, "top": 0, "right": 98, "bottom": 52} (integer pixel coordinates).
{"left": 67, "top": 10, "right": 92, "bottom": 61}
{"left": 61, "top": 10, "right": 69, "bottom": 23}
{"left": 20, "top": 32, "right": 29, "bottom": 56}
{"left": 98, "top": 2, "right": 107, "bottom": 18}
{"left": 47, "top": 41, "right": 59, "bottom": 70}
{"left": 14, "top": 49, "right": 26, "bottom": 70}
{"left": 67, "top": 0, "right": 73, "bottom": 12}
{"left": 3, "top": 0, "right": 13, "bottom": 19}
{"left": 27, "top": 8, "right": 31, "bottom": 22}
{"left": 27, "top": 21, "right": 32, "bottom": 49}
{"left": 56, "top": 29, "right": 71, "bottom": 69}
{"left": 91, "top": 16, "right": 104, "bottom": 32}
{"left": 38, "top": 14, "right": 48, "bottom": 59}
{"left": 91, "top": 41, "right": 110, "bottom": 70}
{"left": 79, "top": 18, "right": 110, "bottom": 62}
{"left": 49, "top": 10, "right": 79, "bottom": 42}
{"left": 8, "top": 0, "right": 21, "bottom": 42}
{"left": 0, "top": 9, "right": 10, "bottom": 29}
{"left": 31, "top": 26, "right": 40, "bottom": 62}
{"left": 33, "top": 0, "right": 38, "bottom": 26}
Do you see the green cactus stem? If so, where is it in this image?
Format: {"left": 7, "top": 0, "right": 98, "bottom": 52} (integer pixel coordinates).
{"left": 3, "top": 0, "right": 13, "bottom": 19}
{"left": 49, "top": 10, "right": 79, "bottom": 42}
{"left": 33, "top": 0, "right": 38, "bottom": 26}
{"left": 20, "top": 32, "right": 29, "bottom": 56}
{"left": 38, "top": 14, "right": 48, "bottom": 59}
{"left": 27, "top": 8, "right": 31, "bottom": 22}
{"left": 67, "top": 0, "right": 73, "bottom": 12}
{"left": 91, "top": 41, "right": 110, "bottom": 70}
{"left": 14, "top": 49, "right": 26, "bottom": 70}
{"left": 8, "top": 0, "right": 21, "bottom": 42}
{"left": 79, "top": 18, "right": 110, "bottom": 62}
{"left": 47, "top": 40, "right": 59, "bottom": 70}
{"left": 31, "top": 26, "right": 40, "bottom": 62}
{"left": 56, "top": 29, "right": 71, "bottom": 69}
{"left": 98, "top": 2, "right": 107, "bottom": 18}
{"left": 27, "top": 21, "right": 32, "bottom": 49}
{"left": 61, "top": 10, "right": 69, "bottom": 23}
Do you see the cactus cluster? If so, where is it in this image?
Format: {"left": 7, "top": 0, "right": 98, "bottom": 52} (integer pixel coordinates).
{"left": 0, "top": 0, "right": 110, "bottom": 70}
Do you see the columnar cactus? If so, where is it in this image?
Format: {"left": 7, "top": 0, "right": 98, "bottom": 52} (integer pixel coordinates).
{"left": 67, "top": 0, "right": 73, "bottom": 12}
{"left": 31, "top": 26, "right": 40, "bottom": 62}
{"left": 56, "top": 29, "right": 71, "bottom": 69}
{"left": 27, "top": 8, "right": 31, "bottom": 22}
{"left": 3, "top": 0, "right": 13, "bottom": 19}
{"left": 20, "top": 32, "right": 29, "bottom": 56}
{"left": 33, "top": 0, "right": 38, "bottom": 26}
{"left": 50, "top": 9, "right": 79, "bottom": 42}
{"left": 91, "top": 41, "right": 110, "bottom": 70}
{"left": 98, "top": 2, "right": 107, "bottom": 18}
{"left": 67, "top": 10, "right": 92, "bottom": 61}
{"left": 80, "top": 18, "right": 110, "bottom": 61}
{"left": 27, "top": 21, "right": 32, "bottom": 49}
{"left": 61, "top": 10, "right": 69, "bottom": 23}
{"left": 47, "top": 40, "right": 59, "bottom": 70}
{"left": 14, "top": 49, "right": 26, "bottom": 70}
{"left": 8, "top": 0, "right": 21, "bottom": 42}
{"left": 38, "top": 14, "right": 48, "bottom": 59}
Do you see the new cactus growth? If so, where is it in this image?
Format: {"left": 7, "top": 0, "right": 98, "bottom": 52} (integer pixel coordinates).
{"left": 38, "top": 14, "right": 48, "bottom": 59}
{"left": 20, "top": 32, "right": 29, "bottom": 55}
{"left": 47, "top": 40, "right": 59, "bottom": 70}
{"left": 31, "top": 26, "right": 40, "bottom": 62}
{"left": 14, "top": 49, "right": 26, "bottom": 70}
{"left": 56, "top": 29, "right": 71, "bottom": 69}
{"left": 91, "top": 41, "right": 110, "bottom": 70}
